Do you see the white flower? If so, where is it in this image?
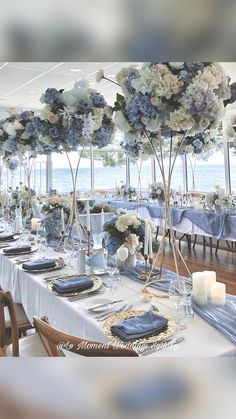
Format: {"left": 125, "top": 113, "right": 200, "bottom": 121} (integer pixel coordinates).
{"left": 199, "top": 116, "right": 210, "bottom": 130}
{"left": 226, "top": 125, "right": 236, "bottom": 139}
{"left": 82, "top": 113, "right": 100, "bottom": 138}
{"left": 169, "top": 107, "right": 195, "bottom": 131}
{"left": 3, "top": 122, "right": 16, "bottom": 137}
{"left": 126, "top": 233, "right": 139, "bottom": 254}
{"left": 116, "top": 245, "right": 129, "bottom": 261}
{"left": 95, "top": 69, "right": 104, "bottom": 83}
{"left": 114, "top": 110, "right": 132, "bottom": 133}
{"left": 39, "top": 135, "right": 52, "bottom": 145}
{"left": 214, "top": 199, "right": 222, "bottom": 207}
{"left": 115, "top": 214, "right": 129, "bottom": 232}
{"left": 169, "top": 62, "right": 184, "bottom": 69}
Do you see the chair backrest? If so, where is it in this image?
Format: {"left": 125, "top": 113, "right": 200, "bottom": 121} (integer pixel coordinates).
{"left": 33, "top": 316, "right": 138, "bottom": 357}
{"left": 0, "top": 291, "right": 19, "bottom": 356}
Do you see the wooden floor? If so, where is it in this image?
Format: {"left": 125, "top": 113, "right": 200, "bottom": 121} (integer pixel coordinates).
{"left": 155, "top": 240, "right": 236, "bottom": 295}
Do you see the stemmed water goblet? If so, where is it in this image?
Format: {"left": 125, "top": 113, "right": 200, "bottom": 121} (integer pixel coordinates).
{"left": 64, "top": 237, "right": 75, "bottom": 268}
{"left": 105, "top": 253, "right": 121, "bottom": 293}
{"left": 168, "top": 277, "right": 188, "bottom": 331}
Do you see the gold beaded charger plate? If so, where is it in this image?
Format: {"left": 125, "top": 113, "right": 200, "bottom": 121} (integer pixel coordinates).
{"left": 47, "top": 274, "right": 103, "bottom": 297}
{"left": 102, "top": 310, "right": 176, "bottom": 345}
{"left": 2, "top": 246, "right": 38, "bottom": 256}
{"left": 22, "top": 257, "right": 65, "bottom": 273}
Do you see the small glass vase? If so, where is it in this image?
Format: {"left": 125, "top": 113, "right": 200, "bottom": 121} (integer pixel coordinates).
{"left": 118, "top": 252, "right": 137, "bottom": 269}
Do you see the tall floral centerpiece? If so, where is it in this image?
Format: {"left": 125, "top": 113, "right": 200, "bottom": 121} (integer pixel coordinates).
{"left": 99, "top": 62, "right": 236, "bottom": 288}
{"left": 0, "top": 109, "right": 50, "bottom": 213}
{"left": 35, "top": 80, "right": 115, "bottom": 237}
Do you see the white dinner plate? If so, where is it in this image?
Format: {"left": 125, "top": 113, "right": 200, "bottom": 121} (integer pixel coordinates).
{"left": 85, "top": 298, "right": 113, "bottom": 312}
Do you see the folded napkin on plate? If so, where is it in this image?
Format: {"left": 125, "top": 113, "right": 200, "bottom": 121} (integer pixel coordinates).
{"left": 22, "top": 259, "right": 56, "bottom": 270}
{"left": 111, "top": 310, "right": 168, "bottom": 341}
{"left": 53, "top": 275, "right": 94, "bottom": 294}
{"left": 0, "top": 233, "right": 14, "bottom": 241}
{"left": 3, "top": 245, "right": 32, "bottom": 254}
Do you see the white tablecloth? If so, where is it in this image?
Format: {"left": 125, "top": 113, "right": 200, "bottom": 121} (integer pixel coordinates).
{"left": 0, "top": 246, "right": 235, "bottom": 357}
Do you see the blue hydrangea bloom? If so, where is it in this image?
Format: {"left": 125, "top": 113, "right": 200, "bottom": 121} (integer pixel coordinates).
{"left": 126, "top": 93, "right": 158, "bottom": 129}
{"left": 93, "top": 124, "right": 113, "bottom": 148}
{"left": 43, "top": 88, "right": 61, "bottom": 105}
{"left": 106, "top": 236, "right": 123, "bottom": 255}
{"left": 20, "top": 111, "right": 33, "bottom": 121}
{"left": 127, "top": 70, "right": 140, "bottom": 94}
{"left": 90, "top": 92, "right": 107, "bottom": 108}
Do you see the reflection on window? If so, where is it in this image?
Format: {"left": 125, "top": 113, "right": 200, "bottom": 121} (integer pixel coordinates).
{"left": 186, "top": 151, "right": 225, "bottom": 192}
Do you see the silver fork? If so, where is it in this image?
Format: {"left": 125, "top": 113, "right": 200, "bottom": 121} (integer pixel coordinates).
{"left": 97, "top": 304, "right": 133, "bottom": 322}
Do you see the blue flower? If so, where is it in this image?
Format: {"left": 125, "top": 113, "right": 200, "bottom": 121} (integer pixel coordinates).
{"left": 26, "top": 122, "right": 36, "bottom": 135}
{"left": 126, "top": 93, "right": 158, "bottom": 129}
{"left": 193, "top": 139, "right": 203, "bottom": 151}
{"left": 106, "top": 236, "right": 123, "bottom": 255}
{"left": 49, "top": 126, "right": 60, "bottom": 138}
{"left": 79, "top": 99, "right": 92, "bottom": 113}
{"left": 42, "top": 88, "right": 61, "bottom": 106}
{"left": 20, "top": 111, "right": 33, "bottom": 121}
{"left": 93, "top": 124, "right": 113, "bottom": 148}
{"left": 90, "top": 92, "right": 107, "bottom": 108}
{"left": 127, "top": 70, "right": 140, "bottom": 94}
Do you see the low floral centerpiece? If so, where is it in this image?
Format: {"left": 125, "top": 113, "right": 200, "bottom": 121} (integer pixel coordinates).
{"left": 149, "top": 182, "right": 165, "bottom": 202}
{"left": 42, "top": 196, "right": 71, "bottom": 241}
{"left": 120, "top": 184, "right": 136, "bottom": 200}
{"left": 205, "top": 185, "right": 235, "bottom": 212}
{"left": 103, "top": 210, "right": 158, "bottom": 267}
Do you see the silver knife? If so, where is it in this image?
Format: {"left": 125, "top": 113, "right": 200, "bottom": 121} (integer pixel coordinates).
{"left": 88, "top": 299, "right": 123, "bottom": 311}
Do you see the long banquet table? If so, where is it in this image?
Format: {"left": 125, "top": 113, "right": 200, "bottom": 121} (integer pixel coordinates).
{"left": 102, "top": 199, "right": 236, "bottom": 240}
{"left": 0, "top": 246, "right": 235, "bottom": 357}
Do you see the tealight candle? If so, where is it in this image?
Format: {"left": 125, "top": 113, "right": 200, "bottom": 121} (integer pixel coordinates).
{"left": 203, "top": 270, "right": 216, "bottom": 299}
{"left": 31, "top": 218, "right": 41, "bottom": 232}
{"left": 210, "top": 282, "right": 226, "bottom": 306}
{"left": 192, "top": 272, "right": 208, "bottom": 305}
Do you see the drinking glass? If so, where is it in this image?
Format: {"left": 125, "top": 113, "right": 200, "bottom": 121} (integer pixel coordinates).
{"left": 64, "top": 237, "right": 75, "bottom": 268}
{"left": 168, "top": 278, "right": 187, "bottom": 331}
{"left": 105, "top": 254, "right": 121, "bottom": 292}
{"left": 36, "top": 225, "right": 47, "bottom": 254}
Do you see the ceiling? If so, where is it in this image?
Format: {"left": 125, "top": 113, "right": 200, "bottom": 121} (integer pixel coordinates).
{"left": 0, "top": 62, "right": 236, "bottom": 111}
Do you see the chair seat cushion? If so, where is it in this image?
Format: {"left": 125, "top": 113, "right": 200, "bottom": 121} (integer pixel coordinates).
{"left": 6, "top": 333, "right": 48, "bottom": 357}
{"left": 4, "top": 304, "right": 31, "bottom": 327}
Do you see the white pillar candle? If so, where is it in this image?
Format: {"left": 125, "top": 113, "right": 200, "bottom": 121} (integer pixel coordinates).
{"left": 86, "top": 202, "right": 91, "bottom": 232}
{"left": 31, "top": 218, "right": 41, "bottom": 232}
{"left": 101, "top": 209, "right": 105, "bottom": 231}
{"left": 192, "top": 272, "right": 208, "bottom": 305}
{"left": 144, "top": 221, "right": 148, "bottom": 256}
{"left": 61, "top": 208, "right": 65, "bottom": 232}
{"left": 203, "top": 270, "right": 216, "bottom": 299}
{"left": 210, "top": 282, "right": 226, "bottom": 307}
{"left": 148, "top": 225, "right": 153, "bottom": 259}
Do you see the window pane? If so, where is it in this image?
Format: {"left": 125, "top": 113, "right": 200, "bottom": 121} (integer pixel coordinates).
{"left": 51, "top": 151, "right": 91, "bottom": 193}
{"left": 130, "top": 158, "right": 152, "bottom": 190}
{"left": 229, "top": 143, "right": 236, "bottom": 192}
{"left": 93, "top": 150, "right": 126, "bottom": 190}
{"left": 186, "top": 151, "right": 225, "bottom": 192}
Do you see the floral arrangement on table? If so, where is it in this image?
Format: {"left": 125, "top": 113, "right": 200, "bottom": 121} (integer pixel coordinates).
{"left": 205, "top": 185, "right": 235, "bottom": 212}
{"left": 77, "top": 199, "right": 95, "bottom": 214}
{"left": 98, "top": 62, "right": 236, "bottom": 284}
{"left": 120, "top": 184, "right": 136, "bottom": 199}
{"left": 90, "top": 203, "right": 115, "bottom": 213}
{"left": 103, "top": 210, "right": 158, "bottom": 261}
{"left": 149, "top": 182, "right": 165, "bottom": 201}
{"left": 41, "top": 196, "right": 71, "bottom": 240}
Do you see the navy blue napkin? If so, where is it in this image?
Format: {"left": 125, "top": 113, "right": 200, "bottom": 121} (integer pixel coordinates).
{"left": 22, "top": 258, "right": 56, "bottom": 270}
{"left": 0, "top": 233, "right": 14, "bottom": 241}
{"left": 3, "top": 245, "right": 32, "bottom": 254}
{"left": 111, "top": 310, "right": 168, "bottom": 341}
{"left": 53, "top": 275, "right": 94, "bottom": 294}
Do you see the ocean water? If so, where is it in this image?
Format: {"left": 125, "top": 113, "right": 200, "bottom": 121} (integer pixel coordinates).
{"left": 0, "top": 163, "right": 229, "bottom": 194}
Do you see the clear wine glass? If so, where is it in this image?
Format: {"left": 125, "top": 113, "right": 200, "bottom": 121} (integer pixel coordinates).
{"left": 105, "top": 254, "right": 121, "bottom": 293}
{"left": 168, "top": 278, "right": 187, "bottom": 331}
